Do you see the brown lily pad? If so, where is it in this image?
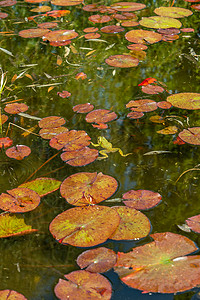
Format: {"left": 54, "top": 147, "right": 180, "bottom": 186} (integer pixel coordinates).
{"left": 126, "top": 99, "right": 157, "bottom": 112}
{"left": 60, "top": 171, "right": 118, "bottom": 206}
{"left": 61, "top": 147, "right": 98, "bottom": 167}
{"left": 19, "top": 28, "right": 50, "bottom": 38}
{"left": 83, "top": 27, "right": 98, "bottom": 33}
{"left": 178, "top": 127, "right": 200, "bottom": 145}
{"left": 101, "top": 25, "right": 125, "bottom": 34}
{"left": 39, "top": 127, "right": 68, "bottom": 139}
{"left": 88, "top": 14, "right": 113, "bottom": 23}
{"left": 6, "top": 145, "right": 31, "bottom": 160}
{"left": 0, "top": 289, "right": 27, "bottom": 299}
{"left": 105, "top": 54, "right": 139, "bottom": 68}
{"left": 4, "top": 103, "right": 28, "bottom": 114}
{"left": 38, "top": 116, "right": 66, "bottom": 128}
{"left": 84, "top": 32, "right": 101, "bottom": 39}
{"left": 0, "top": 114, "right": 8, "bottom": 125}
{"left": 186, "top": 214, "right": 200, "bottom": 233}
{"left": 142, "top": 85, "right": 164, "bottom": 94}
{"left": 38, "top": 22, "right": 58, "bottom": 29}
{"left": 157, "top": 28, "right": 180, "bottom": 35}
{"left": 125, "top": 29, "right": 162, "bottom": 44}
{"left": 139, "top": 16, "right": 182, "bottom": 29}
{"left": 167, "top": 93, "right": 200, "bottom": 109}
{"left": 127, "top": 43, "right": 148, "bottom": 50}
{"left": 127, "top": 111, "right": 144, "bottom": 119}
{"left": 73, "top": 103, "right": 94, "bottom": 113}
{"left": 110, "top": 2, "right": 146, "bottom": 12}
{"left": 123, "top": 189, "right": 162, "bottom": 210}
{"left": 82, "top": 4, "right": 99, "bottom": 12}
{"left": 86, "top": 109, "right": 117, "bottom": 124}
{"left": 154, "top": 7, "right": 192, "bottom": 18}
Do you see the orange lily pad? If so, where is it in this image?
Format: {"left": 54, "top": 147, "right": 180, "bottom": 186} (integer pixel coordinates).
{"left": 157, "top": 126, "right": 178, "bottom": 135}
{"left": 30, "top": 5, "right": 51, "bottom": 12}
{"left": 127, "top": 111, "right": 144, "bottom": 119}
{"left": 125, "top": 29, "right": 162, "bottom": 44}
{"left": 38, "top": 116, "right": 66, "bottom": 128}
{"left": 141, "top": 85, "right": 164, "bottom": 94}
{"left": 157, "top": 101, "right": 172, "bottom": 109}
{"left": 46, "top": 9, "right": 70, "bottom": 18}
{"left": 86, "top": 109, "right": 117, "bottom": 124}
{"left": 0, "top": 289, "right": 27, "bottom": 299}
{"left": 73, "top": 103, "right": 94, "bottom": 113}
{"left": 0, "top": 114, "right": 8, "bottom": 125}
{"left": 43, "top": 30, "right": 78, "bottom": 43}
{"left": 84, "top": 32, "right": 101, "bottom": 39}
{"left": 6, "top": 145, "right": 31, "bottom": 160}
{"left": 178, "top": 127, "right": 200, "bottom": 145}
{"left": 88, "top": 14, "right": 113, "bottom": 23}
{"left": 83, "top": 27, "right": 98, "bottom": 33}
{"left": 127, "top": 43, "right": 148, "bottom": 50}
{"left": 19, "top": 28, "right": 50, "bottom": 38}
{"left": 61, "top": 147, "right": 98, "bottom": 166}
{"left": 51, "top": 0, "right": 83, "bottom": 5}
{"left": 105, "top": 54, "right": 139, "bottom": 68}
{"left": 4, "top": 103, "right": 28, "bottom": 114}
{"left": 167, "top": 93, "right": 200, "bottom": 109}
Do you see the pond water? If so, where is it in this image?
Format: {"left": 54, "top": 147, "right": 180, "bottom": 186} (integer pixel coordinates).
{"left": 0, "top": 0, "right": 200, "bottom": 299}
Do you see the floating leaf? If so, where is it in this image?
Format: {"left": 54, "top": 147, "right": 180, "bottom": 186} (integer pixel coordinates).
{"left": 82, "top": 4, "right": 99, "bottom": 11}
{"left": 4, "top": 103, "right": 28, "bottom": 114}
{"left": 60, "top": 172, "right": 118, "bottom": 206}
{"left": 122, "top": 189, "right": 162, "bottom": 210}
{"left": 73, "top": 103, "right": 94, "bottom": 113}
{"left": 114, "top": 232, "right": 200, "bottom": 293}
{"left": 75, "top": 72, "right": 87, "bottom": 80}
{"left": 157, "top": 101, "right": 172, "bottom": 109}
{"left": 0, "top": 213, "right": 37, "bottom": 238}
{"left": 138, "top": 77, "right": 157, "bottom": 86}
{"left": 125, "top": 29, "right": 162, "bottom": 44}
{"left": 92, "top": 123, "right": 108, "bottom": 129}
{"left": 167, "top": 93, "right": 200, "bottom": 109}
{"left": 141, "top": 85, "right": 164, "bottom": 94}
{"left": 0, "top": 289, "right": 27, "bottom": 299}
{"left": 0, "top": 114, "right": 8, "bottom": 125}
{"left": 186, "top": 215, "right": 200, "bottom": 233}
{"left": 38, "top": 116, "right": 66, "bottom": 128}
{"left": 39, "top": 126, "right": 68, "bottom": 139}
{"left": 57, "top": 90, "right": 71, "bottom": 98}
{"left": 46, "top": 9, "right": 70, "bottom": 17}
{"left": 61, "top": 147, "right": 98, "bottom": 166}
{"left": 121, "top": 20, "right": 139, "bottom": 27}
{"left": 157, "top": 126, "right": 178, "bottom": 135}
{"left": 139, "top": 16, "right": 182, "bottom": 29}
{"left": 113, "top": 12, "right": 137, "bottom": 20}
{"left": 86, "top": 109, "right": 117, "bottom": 124}
{"left": 105, "top": 55, "right": 139, "bottom": 68}
{"left": 162, "top": 34, "right": 179, "bottom": 42}
{"left": 101, "top": 25, "right": 125, "bottom": 34}
{"left": 127, "top": 111, "right": 144, "bottom": 119}
{"left": 154, "top": 7, "right": 192, "bottom": 18}
{"left": 30, "top": 5, "right": 51, "bottom": 12}
{"left": 0, "top": 137, "right": 13, "bottom": 149}
{"left": 88, "top": 14, "right": 113, "bottom": 23}
{"left": 84, "top": 32, "right": 101, "bottom": 39}
{"left": 51, "top": 0, "right": 83, "bottom": 5}
{"left": 38, "top": 22, "right": 58, "bottom": 29}
{"left": 0, "top": 12, "right": 8, "bottom": 18}
{"left": 110, "top": 2, "right": 146, "bottom": 12}
{"left": 127, "top": 43, "right": 148, "bottom": 50}
{"left": 126, "top": 99, "right": 157, "bottom": 112}
{"left": 54, "top": 270, "right": 112, "bottom": 300}
{"left": 49, "top": 205, "right": 120, "bottom": 247}
{"left": 43, "top": 30, "right": 78, "bottom": 43}
{"left": 173, "top": 136, "right": 185, "bottom": 145}
{"left": 180, "top": 27, "right": 194, "bottom": 32}
{"left": 19, "top": 28, "right": 50, "bottom": 38}
{"left": 77, "top": 247, "right": 117, "bottom": 273}
{"left": 19, "top": 177, "right": 61, "bottom": 197}
{"left": 0, "top": 0, "right": 16, "bottom": 6}
{"left": 6, "top": 145, "right": 31, "bottom": 160}
{"left": 0, "top": 188, "right": 40, "bottom": 213}
{"left": 110, "top": 206, "right": 151, "bottom": 240}
{"left": 157, "top": 28, "right": 180, "bottom": 35}
{"left": 178, "top": 127, "right": 200, "bottom": 145}
{"left": 149, "top": 115, "right": 165, "bottom": 124}
{"left": 83, "top": 27, "right": 98, "bottom": 33}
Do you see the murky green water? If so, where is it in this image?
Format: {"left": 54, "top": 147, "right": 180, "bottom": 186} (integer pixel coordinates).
{"left": 0, "top": 0, "right": 200, "bottom": 299}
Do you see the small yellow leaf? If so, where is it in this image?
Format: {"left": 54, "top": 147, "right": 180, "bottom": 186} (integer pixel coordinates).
{"left": 57, "top": 55, "right": 62, "bottom": 65}
{"left": 21, "top": 125, "right": 38, "bottom": 137}
{"left": 11, "top": 74, "right": 17, "bottom": 83}
{"left": 25, "top": 74, "right": 33, "bottom": 81}
{"left": 48, "top": 86, "right": 55, "bottom": 93}
{"left": 70, "top": 44, "right": 78, "bottom": 54}
{"left": 86, "top": 49, "right": 96, "bottom": 57}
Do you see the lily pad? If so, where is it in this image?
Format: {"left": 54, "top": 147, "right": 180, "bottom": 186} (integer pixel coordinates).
{"left": 101, "top": 25, "right": 125, "bottom": 34}
{"left": 121, "top": 20, "right": 139, "bottom": 27}
{"left": 167, "top": 93, "right": 200, "bottom": 109}
{"left": 0, "top": 114, "right": 8, "bottom": 125}
{"left": 4, "top": 103, "right": 28, "bottom": 114}
{"left": 0, "top": 137, "right": 13, "bottom": 149}
{"left": 6, "top": 145, "right": 31, "bottom": 160}
{"left": 54, "top": 270, "right": 112, "bottom": 300}
{"left": 139, "top": 16, "right": 182, "bottom": 29}
{"left": 84, "top": 32, "right": 101, "bottom": 39}
{"left": 57, "top": 90, "right": 71, "bottom": 98}
{"left": 141, "top": 85, "right": 164, "bottom": 94}
{"left": 0, "top": 213, "right": 37, "bottom": 238}
{"left": 31, "top": 5, "right": 51, "bottom": 12}
{"left": 19, "top": 177, "right": 61, "bottom": 197}
{"left": 73, "top": 103, "right": 94, "bottom": 113}
{"left": 186, "top": 214, "right": 200, "bottom": 233}
{"left": 123, "top": 189, "right": 162, "bottom": 210}
{"left": 38, "top": 22, "right": 58, "bottom": 29}
{"left": 154, "top": 7, "right": 192, "bottom": 18}
{"left": 43, "top": 30, "right": 78, "bottom": 42}
{"left": 51, "top": 0, "right": 83, "bottom": 5}
{"left": 0, "top": 0, "right": 16, "bottom": 6}
{"left": 157, "top": 126, "right": 178, "bottom": 135}
{"left": 110, "top": 2, "right": 146, "bottom": 12}
{"left": 46, "top": 9, "right": 70, "bottom": 17}
{"left": 178, "top": 127, "right": 200, "bottom": 145}
{"left": 127, "top": 43, "right": 148, "bottom": 51}
{"left": 0, "top": 188, "right": 40, "bottom": 213}
{"left": 0, "top": 289, "right": 27, "bottom": 299}
{"left": 38, "top": 116, "right": 66, "bottom": 128}
{"left": 126, "top": 99, "right": 157, "bottom": 112}
{"left": 105, "top": 55, "right": 139, "bottom": 68}
{"left": 110, "top": 206, "right": 151, "bottom": 240}
{"left": 39, "top": 127, "right": 69, "bottom": 139}
{"left": 61, "top": 147, "right": 98, "bottom": 166}
{"left": 127, "top": 111, "right": 144, "bottom": 119}
{"left": 125, "top": 29, "right": 162, "bottom": 44}
{"left": 60, "top": 172, "right": 118, "bottom": 206}
{"left": 86, "top": 109, "right": 117, "bottom": 124}
{"left": 88, "top": 14, "right": 113, "bottom": 23}
{"left": 49, "top": 205, "right": 120, "bottom": 247}
{"left": 157, "top": 101, "right": 172, "bottom": 109}
{"left": 83, "top": 27, "right": 98, "bottom": 33}
{"left": 76, "top": 247, "right": 117, "bottom": 273}
{"left": 0, "top": 12, "right": 8, "bottom": 18}
{"left": 19, "top": 28, "right": 50, "bottom": 38}
{"left": 114, "top": 232, "right": 200, "bottom": 293}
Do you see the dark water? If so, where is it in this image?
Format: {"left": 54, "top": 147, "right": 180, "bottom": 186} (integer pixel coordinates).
{"left": 0, "top": 0, "right": 200, "bottom": 299}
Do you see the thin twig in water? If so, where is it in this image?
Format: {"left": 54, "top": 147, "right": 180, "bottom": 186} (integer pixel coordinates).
{"left": 176, "top": 166, "right": 200, "bottom": 183}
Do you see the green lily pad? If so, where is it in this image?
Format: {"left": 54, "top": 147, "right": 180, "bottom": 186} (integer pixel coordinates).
{"left": 60, "top": 172, "right": 118, "bottom": 206}
{"left": 139, "top": 16, "right": 182, "bottom": 29}
{"left": 49, "top": 205, "right": 120, "bottom": 247}
{"left": 105, "top": 55, "right": 139, "bottom": 68}
{"left": 114, "top": 232, "right": 200, "bottom": 293}
{"left": 54, "top": 270, "right": 112, "bottom": 300}
{"left": 186, "top": 214, "right": 200, "bottom": 233}
{"left": 76, "top": 247, "right": 117, "bottom": 273}
{"left": 0, "top": 289, "right": 27, "bottom": 299}
{"left": 110, "top": 206, "right": 151, "bottom": 240}
{"left": 110, "top": 2, "right": 146, "bottom": 12}
{"left": 0, "top": 213, "right": 37, "bottom": 238}
{"left": 154, "top": 7, "right": 192, "bottom": 18}
{"left": 19, "top": 177, "right": 61, "bottom": 197}
{"left": 178, "top": 127, "right": 200, "bottom": 145}
{"left": 125, "top": 29, "right": 162, "bottom": 44}
{"left": 167, "top": 93, "right": 200, "bottom": 109}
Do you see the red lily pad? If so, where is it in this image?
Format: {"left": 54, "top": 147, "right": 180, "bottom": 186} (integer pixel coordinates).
{"left": 83, "top": 27, "right": 98, "bottom": 33}
{"left": 0, "top": 188, "right": 40, "bottom": 213}
{"left": 127, "top": 43, "right": 148, "bottom": 50}
{"left": 0, "top": 114, "right": 8, "bottom": 125}
{"left": 157, "top": 101, "right": 172, "bottom": 109}
{"left": 18, "top": 177, "right": 61, "bottom": 197}
{"left": 73, "top": 103, "right": 94, "bottom": 113}
{"left": 38, "top": 22, "right": 58, "bottom": 29}
{"left": 101, "top": 25, "right": 125, "bottom": 34}
{"left": 0, "top": 213, "right": 37, "bottom": 238}
{"left": 122, "top": 189, "right": 162, "bottom": 210}
{"left": 77, "top": 247, "right": 117, "bottom": 273}
{"left": 0, "top": 12, "right": 8, "bottom": 18}
{"left": 39, "top": 126, "right": 69, "bottom": 139}
{"left": 86, "top": 109, "right": 117, "bottom": 124}
{"left": 43, "top": 30, "right": 78, "bottom": 42}
{"left": 110, "top": 206, "right": 151, "bottom": 240}
{"left": 38, "top": 116, "right": 66, "bottom": 128}
{"left": 49, "top": 130, "right": 91, "bottom": 151}
{"left": 127, "top": 111, "right": 144, "bottom": 119}
{"left": 167, "top": 93, "right": 200, "bottom": 109}
{"left": 88, "top": 14, "right": 113, "bottom": 23}
{"left": 0, "top": 137, "right": 13, "bottom": 149}
{"left": 19, "top": 28, "right": 50, "bottom": 38}
{"left": 6, "top": 145, "right": 31, "bottom": 160}
{"left": 178, "top": 127, "right": 200, "bottom": 145}
{"left": 51, "top": 0, "right": 83, "bottom": 5}
{"left": 54, "top": 270, "right": 112, "bottom": 300}
{"left": 154, "top": 7, "right": 192, "bottom": 18}
{"left": 105, "top": 55, "right": 139, "bottom": 68}
{"left": 173, "top": 136, "right": 185, "bottom": 145}
{"left": 0, "top": 289, "right": 27, "bottom": 299}
{"left": 49, "top": 205, "right": 120, "bottom": 247}
{"left": 110, "top": 2, "right": 146, "bottom": 12}
{"left": 60, "top": 172, "right": 118, "bottom": 206}
{"left": 186, "top": 215, "right": 200, "bottom": 233}
{"left": 61, "top": 147, "right": 98, "bottom": 166}
{"left": 126, "top": 99, "right": 157, "bottom": 112}
{"left": 114, "top": 232, "right": 200, "bottom": 293}
{"left": 139, "top": 16, "right": 182, "bottom": 29}
{"left": 125, "top": 29, "right": 162, "bottom": 44}
{"left": 57, "top": 90, "right": 71, "bottom": 98}
{"left": 0, "top": 0, "right": 16, "bottom": 6}
{"left": 84, "top": 32, "right": 101, "bottom": 39}
{"left": 4, "top": 103, "right": 28, "bottom": 114}
{"left": 142, "top": 85, "right": 164, "bottom": 94}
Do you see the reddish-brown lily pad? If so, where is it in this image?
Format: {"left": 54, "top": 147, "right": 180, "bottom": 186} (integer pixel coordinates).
{"left": 82, "top": 4, "right": 99, "bottom": 12}
{"left": 127, "top": 111, "right": 144, "bottom": 119}
{"left": 127, "top": 43, "right": 148, "bottom": 50}
{"left": 125, "top": 29, "right": 162, "bottom": 44}
{"left": 60, "top": 172, "right": 118, "bottom": 206}
{"left": 0, "top": 137, "right": 13, "bottom": 149}
{"left": 126, "top": 99, "right": 157, "bottom": 112}
{"left": 167, "top": 93, "right": 200, "bottom": 109}
{"left": 114, "top": 232, "right": 200, "bottom": 293}
{"left": 123, "top": 189, "right": 162, "bottom": 210}
{"left": 0, "top": 188, "right": 40, "bottom": 213}
{"left": 19, "top": 177, "right": 61, "bottom": 197}
{"left": 73, "top": 103, "right": 94, "bottom": 113}
{"left": 39, "top": 127, "right": 68, "bottom": 139}
{"left": 86, "top": 109, "right": 117, "bottom": 124}
{"left": 38, "top": 116, "right": 66, "bottom": 128}
{"left": 4, "top": 103, "right": 28, "bottom": 114}
{"left": 54, "top": 270, "right": 112, "bottom": 300}
{"left": 139, "top": 16, "right": 182, "bottom": 29}
{"left": 77, "top": 247, "right": 117, "bottom": 273}
{"left": 6, "top": 145, "right": 31, "bottom": 160}
{"left": 43, "top": 30, "right": 78, "bottom": 42}
{"left": 0, "top": 114, "right": 8, "bottom": 125}
{"left": 101, "top": 25, "right": 125, "bottom": 34}
{"left": 110, "top": 206, "right": 151, "bottom": 240}
{"left": 0, "top": 0, "right": 16, "bottom": 6}
{"left": 157, "top": 101, "right": 172, "bottom": 109}
{"left": 121, "top": 20, "right": 139, "bottom": 27}
{"left": 142, "top": 85, "right": 164, "bottom": 94}
{"left": 19, "top": 28, "right": 50, "bottom": 38}
{"left": 154, "top": 7, "right": 192, "bottom": 18}
{"left": 0, "top": 12, "right": 8, "bottom": 18}
{"left": 61, "top": 147, "right": 98, "bottom": 166}
{"left": 157, "top": 28, "right": 180, "bottom": 35}
{"left": 49, "top": 205, "right": 120, "bottom": 247}
{"left": 0, "top": 213, "right": 37, "bottom": 238}
{"left": 83, "top": 27, "right": 98, "bottom": 33}
{"left": 84, "top": 32, "right": 101, "bottom": 39}
{"left": 88, "top": 14, "right": 113, "bottom": 23}
{"left": 110, "top": 2, "right": 146, "bottom": 12}
{"left": 46, "top": 9, "right": 70, "bottom": 17}
{"left": 186, "top": 215, "right": 200, "bottom": 233}
{"left": 178, "top": 127, "right": 200, "bottom": 145}
{"left": 49, "top": 130, "right": 91, "bottom": 151}
{"left": 105, "top": 54, "right": 139, "bottom": 68}
{"left": 38, "top": 22, "right": 58, "bottom": 29}
{"left": 0, "top": 289, "right": 27, "bottom": 299}
{"left": 51, "top": 0, "right": 83, "bottom": 5}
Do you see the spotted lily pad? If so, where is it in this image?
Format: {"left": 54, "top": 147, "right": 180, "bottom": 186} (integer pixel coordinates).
{"left": 60, "top": 172, "right": 118, "bottom": 206}
{"left": 126, "top": 99, "right": 157, "bottom": 112}
{"left": 186, "top": 215, "right": 200, "bottom": 233}
{"left": 123, "top": 189, "right": 162, "bottom": 210}
{"left": 0, "top": 188, "right": 40, "bottom": 213}
{"left": 86, "top": 109, "right": 117, "bottom": 124}
{"left": 54, "top": 270, "right": 112, "bottom": 300}
{"left": 154, "top": 7, "right": 192, "bottom": 18}
{"left": 0, "top": 213, "right": 37, "bottom": 238}
{"left": 114, "top": 232, "right": 200, "bottom": 293}
{"left": 110, "top": 2, "right": 146, "bottom": 12}
{"left": 167, "top": 93, "right": 200, "bottom": 109}
{"left": 4, "top": 103, "right": 28, "bottom": 114}
{"left": 49, "top": 205, "right": 120, "bottom": 247}
{"left": 19, "top": 28, "right": 50, "bottom": 38}
{"left": 6, "top": 145, "right": 31, "bottom": 160}
{"left": 38, "top": 116, "right": 66, "bottom": 128}
{"left": 61, "top": 147, "right": 98, "bottom": 166}
{"left": 76, "top": 247, "right": 117, "bottom": 273}
{"left": 178, "top": 127, "right": 200, "bottom": 145}
{"left": 139, "top": 16, "right": 182, "bottom": 29}
{"left": 125, "top": 29, "right": 162, "bottom": 44}
{"left": 105, "top": 55, "right": 139, "bottom": 68}
{"left": 0, "top": 289, "right": 27, "bottom": 299}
